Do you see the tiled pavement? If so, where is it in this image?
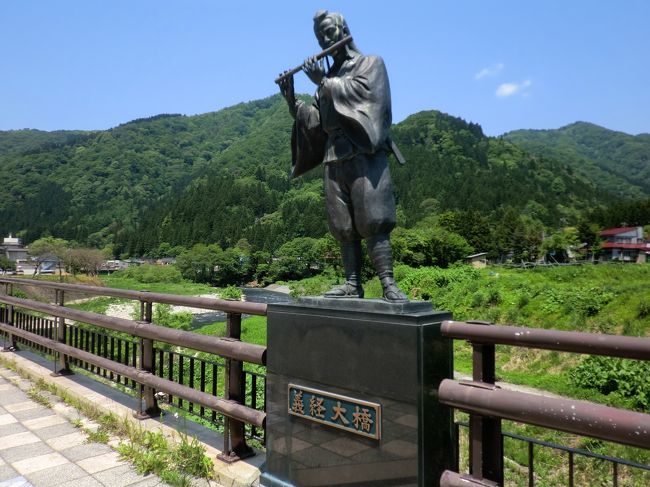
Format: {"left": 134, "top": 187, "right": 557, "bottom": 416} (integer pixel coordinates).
{"left": 0, "top": 372, "right": 167, "bottom": 487}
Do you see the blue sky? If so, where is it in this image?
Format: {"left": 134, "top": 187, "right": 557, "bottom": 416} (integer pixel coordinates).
{"left": 1, "top": 1, "right": 648, "bottom": 136}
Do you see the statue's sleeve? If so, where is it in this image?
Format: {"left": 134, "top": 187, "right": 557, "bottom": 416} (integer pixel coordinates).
{"left": 291, "top": 101, "right": 327, "bottom": 178}
{"left": 321, "top": 55, "right": 392, "bottom": 153}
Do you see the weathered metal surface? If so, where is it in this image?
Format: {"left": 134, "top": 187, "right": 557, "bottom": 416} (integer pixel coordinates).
{"left": 274, "top": 36, "right": 354, "bottom": 84}
{"left": 438, "top": 379, "right": 650, "bottom": 450}
{"left": 440, "top": 470, "right": 500, "bottom": 487}
{"left": 0, "top": 320, "right": 265, "bottom": 427}
{"left": 53, "top": 289, "right": 71, "bottom": 375}
{"left": 287, "top": 383, "right": 381, "bottom": 440}
{"left": 470, "top": 326, "right": 503, "bottom": 485}
{"left": 219, "top": 312, "right": 255, "bottom": 462}
{"left": 0, "top": 277, "right": 267, "bottom": 316}
{"left": 276, "top": 10, "right": 409, "bottom": 302}
{"left": 441, "top": 320, "right": 650, "bottom": 360}
{"left": 0, "top": 294, "right": 266, "bottom": 364}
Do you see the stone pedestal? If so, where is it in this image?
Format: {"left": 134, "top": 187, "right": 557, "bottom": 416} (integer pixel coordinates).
{"left": 261, "top": 298, "right": 455, "bottom": 487}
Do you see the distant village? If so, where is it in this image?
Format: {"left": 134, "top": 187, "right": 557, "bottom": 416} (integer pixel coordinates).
{"left": 462, "top": 225, "right": 648, "bottom": 268}
{"left": 0, "top": 235, "right": 173, "bottom": 275}
{"left": 1, "top": 226, "right": 648, "bottom": 276}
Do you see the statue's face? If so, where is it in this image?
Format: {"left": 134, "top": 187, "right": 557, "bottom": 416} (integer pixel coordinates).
{"left": 316, "top": 17, "right": 342, "bottom": 50}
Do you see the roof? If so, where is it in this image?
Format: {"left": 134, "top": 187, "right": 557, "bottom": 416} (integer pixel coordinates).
{"left": 601, "top": 242, "right": 649, "bottom": 250}
{"left": 465, "top": 253, "right": 488, "bottom": 259}
{"left": 600, "top": 226, "right": 640, "bottom": 237}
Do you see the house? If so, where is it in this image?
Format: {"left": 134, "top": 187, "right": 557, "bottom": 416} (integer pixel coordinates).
{"left": 0, "top": 235, "right": 29, "bottom": 262}
{"left": 599, "top": 226, "right": 649, "bottom": 263}
{"left": 99, "top": 260, "right": 132, "bottom": 274}
{"left": 465, "top": 252, "right": 488, "bottom": 269}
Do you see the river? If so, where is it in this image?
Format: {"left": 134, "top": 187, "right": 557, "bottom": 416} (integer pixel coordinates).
{"left": 191, "top": 287, "right": 294, "bottom": 325}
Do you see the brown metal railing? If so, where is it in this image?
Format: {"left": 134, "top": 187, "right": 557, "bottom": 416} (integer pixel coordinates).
{"left": 0, "top": 277, "right": 267, "bottom": 462}
{"left": 439, "top": 319, "right": 650, "bottom": 486}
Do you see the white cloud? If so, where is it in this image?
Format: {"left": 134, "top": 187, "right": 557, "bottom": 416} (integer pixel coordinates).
{"left": 475, "top": 63, "right": 504, "bottom": 80}
{"left": 496, "top": 79, "right": 531, "bottom": 98}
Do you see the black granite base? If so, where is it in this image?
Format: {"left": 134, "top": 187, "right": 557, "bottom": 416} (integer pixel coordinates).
{"left": 261, "top": 299, "right": 455, "bottom": 487}
{"left": 298, "top": 296, "right": 434, "bottom": 314}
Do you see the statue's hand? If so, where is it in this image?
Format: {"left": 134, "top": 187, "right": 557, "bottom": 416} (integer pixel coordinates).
{"left": 303, "top": 56, "right": 324, "bottom": 86}
{"left": 278, "top": 71, "right": 298, "bottom": 119}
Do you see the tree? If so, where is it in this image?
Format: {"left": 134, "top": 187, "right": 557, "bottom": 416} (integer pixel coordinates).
{"left": 175, "top": 244, "right": 219, "bottom": 283}
{"left": 213, "top": 247, "right": 250, "bottom": 285}
{"left": 540, "top": 228, "right": 580, "bottom": 263}
{"left": 28, "top": 237, "right": 69, "bottom": 279}
{"left": 392, "top": 222, "right": 473, "bottom": 268}
{"left": 0, "top": 256, "right": 16, "bottom": 274}
{"left": 64, "top": 247, "right": 104, "bottom": 276}
{"left": 266, "top": 237, "right": 322, "bottom": 282}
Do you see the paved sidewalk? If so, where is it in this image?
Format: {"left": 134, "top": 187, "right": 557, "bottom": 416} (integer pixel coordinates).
{"left": 0, "top": 371, "right": 166, "bottom": 487}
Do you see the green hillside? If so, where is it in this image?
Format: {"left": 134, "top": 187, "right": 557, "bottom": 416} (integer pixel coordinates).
{"left": 391, "top": 111, "right": 605, "bottom": 225}
{"left": 121, "top": 105, "right": 614, "bottom": 258}
{"left": 0, "top": 97, "right": 291, "bottom": 244}
{"left": 0, "top": 129, "right": 95, "bottom": 156}
{"left": 504, "top": 122, "right": 650, "bottom": 199}
{"left": 1, "top": 95, "right": 647, "bottom": 258}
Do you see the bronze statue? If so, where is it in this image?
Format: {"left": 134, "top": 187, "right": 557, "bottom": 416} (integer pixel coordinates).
{"left": 277, "top": 10, "right": 407, "bottom": 302}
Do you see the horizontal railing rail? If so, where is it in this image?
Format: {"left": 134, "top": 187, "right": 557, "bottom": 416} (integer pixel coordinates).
{"left": 0, "top": 294, "right": 265, "bottom": 364}
{"left": 0, "top": 321, "right": 264, "bottom": 427}
{"left": 440, "top": 379, "right": 649, "bottom": 449}
{"left": 0, "top": 277, "right": 267, "bottom": 316}
{"left": 439, "top": 320, "right": 650, "bottom": 486}
{"left": 442, "top": 320, "right": 650, "bottom": 360}
{"left": 0, "top": 307, "right": 266, "bottom": 443}
{"left": 0, "top": 278, "right": 268, "bottom": 461}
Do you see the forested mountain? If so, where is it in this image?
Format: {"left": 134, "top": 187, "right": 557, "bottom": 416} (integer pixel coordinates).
{"left": 0, "top": 129, "right": 96, "bottom": 156}
{"left": 503, "top": 122, "right": 650, "bottom": 200}
{"left": 1, "top": 95, "right": 646, "bottom": 259}
{"left": 390, "top": 112, "right": 606, "bottom": 225}
{"left": 0, "top": 97, "right": 291, "bottom": 244}
{"left": 119, "top": 104, "right": 613, "bottom": 257}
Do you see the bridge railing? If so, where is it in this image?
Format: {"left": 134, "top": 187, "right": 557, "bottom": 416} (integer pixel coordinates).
{"left": 0, "top": 277, "right": 267, "bottom": 462}
{"left": 439, "top": 320, "right": 650, "bottom": 486}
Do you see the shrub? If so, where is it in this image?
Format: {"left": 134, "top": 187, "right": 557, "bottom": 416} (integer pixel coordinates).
{"left": 152, "top": 304, "right": 193, "bottom": 331}
{"left": 114, "top": 264, "right": 183, "bottom": 284}
{"left": 571, "top": 356, "right": 650, "bottom": 410}
{"left": 571, "top": 287, "right": 613, "bottom": 317}
{"left": 516, "top": 293, "right": 530, "bottom": 309}
{"left": 486, "top": 288, "right": 502, "bottom": 306}
{"left": 220, "top": 285, "right": 242, "bottom": 300}
{"left": 637, "top": 301, "right": 650, "bottom": 319}
{"left": 471, "top": 292, "right": 487, "bottom": 308}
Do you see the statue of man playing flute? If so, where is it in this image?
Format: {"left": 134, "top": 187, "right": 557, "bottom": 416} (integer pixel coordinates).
{"left": 278, "top": 10, "right": 407, "bottom": 302}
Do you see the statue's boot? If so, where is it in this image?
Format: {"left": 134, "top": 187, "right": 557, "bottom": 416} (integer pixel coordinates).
{"left": 324, "top": 241, "right": 364, "bottom": 298}
{"left": 367, "top": 234, "right": 408, "bottom": 302}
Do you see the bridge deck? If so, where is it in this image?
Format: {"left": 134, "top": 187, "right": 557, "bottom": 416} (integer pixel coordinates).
{"left": 0, "top": 349, "right": 262, "bottom": 487}
{"left": 0, "top": 367, "right": 171, "bottom": 487}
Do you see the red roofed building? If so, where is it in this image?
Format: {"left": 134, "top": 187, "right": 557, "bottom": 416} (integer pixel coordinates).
{"left": 599, "top": 226, "right": 649, "bottom": 263}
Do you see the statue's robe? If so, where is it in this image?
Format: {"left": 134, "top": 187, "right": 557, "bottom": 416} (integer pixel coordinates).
{"left": 291, "top": 52, "right": 392, "bottom": 177}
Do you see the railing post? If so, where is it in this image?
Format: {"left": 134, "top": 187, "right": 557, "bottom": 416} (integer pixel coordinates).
{"left": 52, "top": 289, "right": 72, "bottom": 376}
{"left": 467, "top": 321, "right": 503, "bottom": 485}
{"left": 218, "top": 311, "right": 254, "bottom": 462}
{"left": 1, "top": 283, "right": 18, "bottom": 352}
{"left": 134, "top": 297, "right": 160, "bottom": 418}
